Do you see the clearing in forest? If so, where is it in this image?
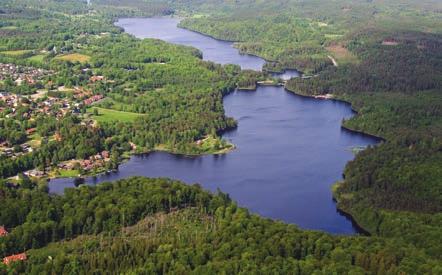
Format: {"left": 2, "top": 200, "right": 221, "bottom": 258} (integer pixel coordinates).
{"left": 1, "top": 50, "right": 33, "bottom": 56}
{"left": 326, "top": 44, "right": 358, "bottom": 65}
{"left": 87, "top": 107, "right": 143, "bottom": 123}
{"left": 55, "top": 53, "right": 91, "bottom": 63}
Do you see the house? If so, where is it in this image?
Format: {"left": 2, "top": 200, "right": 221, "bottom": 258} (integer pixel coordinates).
{"left": 26, "top": 128, "right": 36, "bottom": 135}
{"left": 0, "top": 92, "right": 10, "bottom": 98}
{"left": 83, "top": 95, "right": 103, "bottom": 105}
{"left": 0, "top": 226, "right": 8, "bottom": 237}
{"left": 3, "top": 253, "right": 27, "bottom": 265}
{"left": 89, "top": 75, "right": 105, "bottom": 82}
{"left": 382, "top": 38, "right": 399, "bottom": 46}
{"left": 54, "top": 132, "right": 62, "bottom": 142}
{"left": 3, "top": 148, "right": 13, "bottom": 157}
{"left": 101, "top": 150, "right": 110, "bottom": 159}
{"left": 129, "top": 142, "right": 137, "bottom": 151}
{"left": 24, "top": 169, "right": 44, "bottom": 177}
{"left": 21, "top": 143, "right": 33, "bottom": 153}
{"left": 314, "top": 94, "right": 333, "bottom": 100}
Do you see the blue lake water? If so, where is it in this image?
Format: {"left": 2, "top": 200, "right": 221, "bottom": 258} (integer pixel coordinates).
{"left": 49, "top": 17, "right": 379, "bottom": 234}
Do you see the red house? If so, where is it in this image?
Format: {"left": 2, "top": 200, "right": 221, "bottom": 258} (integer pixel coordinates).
{"left": 3, "top": 253, "right": 27, "bottom": 265}
{"left": 0, "top": 226, "right": 8, "bottom": 237}
{"left": 26, "top": 128, "right": 36, "bottom": 135}
{"left": 83, "top": 94, "right": 104, "bottom": 105}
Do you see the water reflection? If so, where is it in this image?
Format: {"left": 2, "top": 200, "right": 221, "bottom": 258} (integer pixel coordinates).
{"left": 49, "top": 18, "right": 380, "bottom": 235}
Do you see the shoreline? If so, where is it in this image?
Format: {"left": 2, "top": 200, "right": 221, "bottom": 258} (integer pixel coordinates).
{"left": 334, "top": 201, "right": 371, "bottom": 236}
{"left": 109, "top": 16, "right": 384, "bottom": 235}
{"left": 47, "top": 141, "right": 237, "bottom": 181}
{"left": 331, "top": 182, "right": 372, "bottom": 236}
{"left": 47, "top": 145, "right": 236, "bottom": 182}
{"left": 116, "top": 17, "right": 305, "bottom": 75}
{"left": 283, "top": 86, "right": 386, "bottom": 142}
{"left": 340, "top": 124, "right": 385, "bottom": 142}
{"left": 282, "top": 86, "right": 387, "bottom": 235}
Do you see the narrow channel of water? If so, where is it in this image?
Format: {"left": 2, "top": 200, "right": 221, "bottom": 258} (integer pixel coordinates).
{"left": 49, "top": 17, "right": 379, "bottom": 234}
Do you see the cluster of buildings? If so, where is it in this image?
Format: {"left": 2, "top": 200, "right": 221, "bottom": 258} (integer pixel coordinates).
{"left": 15, "top": 150, "right": 111, "bottom": 179}
{"left": 0, "top": 70, "right": 106, "bottom": 119}
{"left": 72, "top": 86, "right": 92, "bottom": 99}
{"left": 39, "top": 96, "right": 83, "bottom": 119}
{"left": 83, "top": 94, "right": 104, "bottom": 105}
{"left": 58, "top": 150, "right": 110, "bottom": 172}
{"left": 0, "top": 143, "right": 33, "bottom": 158}
{"left": 23, "top": 169, "right": 45, "bottom": 178}
{"left": 0, "top": 61, "right": 112, "bottom": 178}
{"left": 0, "top": 88, "right": 107, "bottom": 166}
{"left": 1, "top": 87, "right": 106, "bottom": 120}
{"left": 0, "top": 63, "right": 52, "bottom": 85}
{"left": 0, "top": 92, "right": 20, "bottom": 114}
{"left": 0, "top": 91, "right": 80, "bottom": 119}
{"left": 0, "top": 90, "right": 105, "bottom": 160}
{"left": 3, "top": 253, "right": 27, "bottom": 266}
{"left": 74, "top": 76, "right": 106, "bottom": 105}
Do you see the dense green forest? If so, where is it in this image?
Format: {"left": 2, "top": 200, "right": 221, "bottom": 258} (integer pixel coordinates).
{"left": 1, "top": 177, "right": 441, "bottom": 274}
{"left": 0, "top": 0, "right": 441, "bottom": 273}
{"left": 178, "top": 0, "right": 442, "bottom": 74}
{"left": 180, "top": 15, "right": 332, "bottom": 74}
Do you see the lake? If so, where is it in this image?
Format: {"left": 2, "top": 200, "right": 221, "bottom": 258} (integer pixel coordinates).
{"left": 49, "top": 17, "right": 379, "bottom": 234}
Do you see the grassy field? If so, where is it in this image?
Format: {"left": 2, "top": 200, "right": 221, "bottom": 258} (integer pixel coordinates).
{"left": 54, "top": 53, "right": 91, "bottom": 63}
{"left": 28, "top": 54, "right": 47, "bottom": 63}
{"left": 87, "top": 107, "right": 142, "bottom": 123}
{"left": 326, "top": 45, "right": 358, "bottom": 65}
{"left": 50, "top": 169, "right": 80, "bottom": 178}
{"left": 1, "top": 26, "right": 18, "bottom": 30}
{"left": 28, "top": 133, "right": 42, "bottom": 149}
{"left": 1, "top": 49, "right": 32, "bottom": 56}
{"left": 196, "top": 135, "right": 235, "bottom": 154}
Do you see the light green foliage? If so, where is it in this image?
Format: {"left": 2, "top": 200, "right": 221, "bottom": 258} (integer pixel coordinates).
{"left": 87, "top": 107, "right": 142, "bottom": 123}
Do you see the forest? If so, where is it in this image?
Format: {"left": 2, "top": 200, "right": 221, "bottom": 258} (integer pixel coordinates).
{"left": 0, "top": 0, "right": 441, "bottom": 273}
{"left": 1, "top": 177, "right": 441, "bottom": 274}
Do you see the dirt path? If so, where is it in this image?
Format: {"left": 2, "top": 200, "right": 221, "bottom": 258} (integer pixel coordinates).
{"left": 327, "top": 55, "right": 338, "bottom": 67}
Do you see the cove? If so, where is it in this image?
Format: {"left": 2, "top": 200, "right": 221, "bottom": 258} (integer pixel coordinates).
{"left": 49, "top": 17, "right": 379, "bottom": 235}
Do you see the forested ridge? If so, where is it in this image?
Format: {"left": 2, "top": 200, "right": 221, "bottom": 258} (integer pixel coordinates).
{"left": 1, "top": 177, "right": 441, "bottom": 274}
{"left": 180, "top": 15, "right": 332, "bottom": 74}
{"left": 0, "top": 0, "right": 441, "bottom": 273}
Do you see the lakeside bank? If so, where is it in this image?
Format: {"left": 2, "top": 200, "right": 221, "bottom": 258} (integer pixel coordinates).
{"left": 48, "top": 17, "right": 380, "bottom": 235}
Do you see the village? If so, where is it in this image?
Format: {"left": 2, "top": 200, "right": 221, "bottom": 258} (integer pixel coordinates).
{"left": 0, "top": 62, "right": 116, "bottom": 267}
{"left": 0, "top": 63, "right": 53, "bottom": 85}
{"left": 0, "top": 62, "right": 109, "bottom": 177}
